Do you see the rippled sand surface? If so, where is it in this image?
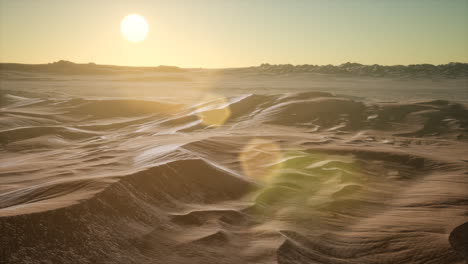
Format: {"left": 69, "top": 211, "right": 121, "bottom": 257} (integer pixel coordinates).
{"left": 1, "top": 71, "right": 467, "bottom": 263}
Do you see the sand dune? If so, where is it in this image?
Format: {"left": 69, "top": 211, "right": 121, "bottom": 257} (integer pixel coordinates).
{"left": 0, "top": 71, "right": 467, "bottom": 263}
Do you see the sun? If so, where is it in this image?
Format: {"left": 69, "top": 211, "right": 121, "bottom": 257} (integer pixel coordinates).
{"left": 121, "top": 14, "right": 149, "bottom": 43}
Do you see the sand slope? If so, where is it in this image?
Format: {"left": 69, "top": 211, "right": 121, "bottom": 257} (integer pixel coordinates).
{"left": 0, "top": 77, "right": 467, "bottom": 263}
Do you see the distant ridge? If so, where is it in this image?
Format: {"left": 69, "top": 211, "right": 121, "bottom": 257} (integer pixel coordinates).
{"left": 0, "top": 60, "right": 185, "bottom": 75}
{"left": 1, "top": 60, "right": 468, "bottom": 78}
{"left": 244, "top": 62, "right": 468, "bottom": 78}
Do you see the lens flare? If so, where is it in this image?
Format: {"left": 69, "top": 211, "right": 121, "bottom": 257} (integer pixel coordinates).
{"left": 245, "top": 148, "right": 366, "bottom": 225}
{"left": 239, "top": 138, "right": 283, "bottom": 182}
{"left": 195, "top": 94, "right": 231, "bottom": 126}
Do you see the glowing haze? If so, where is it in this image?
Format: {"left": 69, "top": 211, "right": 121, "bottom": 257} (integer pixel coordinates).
{"left": 0, "top": 0, "right": 467, "bottom": 67}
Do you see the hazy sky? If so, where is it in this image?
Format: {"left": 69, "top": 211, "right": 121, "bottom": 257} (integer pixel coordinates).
{"left": 1, "top": 0, "right": 467, "bottom": 67}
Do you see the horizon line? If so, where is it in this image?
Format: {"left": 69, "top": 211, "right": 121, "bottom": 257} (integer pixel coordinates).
{"left": 1, "top": 59, "right": 467, "bottom": 69}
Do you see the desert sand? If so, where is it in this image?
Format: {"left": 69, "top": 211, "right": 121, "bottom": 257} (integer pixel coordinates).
{"left": 0, "top": 62, "right": 467, "bottom": 263}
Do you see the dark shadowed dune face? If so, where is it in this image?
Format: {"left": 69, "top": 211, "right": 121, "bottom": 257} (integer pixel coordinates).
{"left": 0, "top": 71, "right": 468, "bottom": 264}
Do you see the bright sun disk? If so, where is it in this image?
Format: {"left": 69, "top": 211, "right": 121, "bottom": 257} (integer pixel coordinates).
{"left": 121, "top": 14, "right": 149, "bottom": 43}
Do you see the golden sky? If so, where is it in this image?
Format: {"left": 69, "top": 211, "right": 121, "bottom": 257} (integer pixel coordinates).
{"left": 1, "top": 0, "right": 467, "bottom": 67}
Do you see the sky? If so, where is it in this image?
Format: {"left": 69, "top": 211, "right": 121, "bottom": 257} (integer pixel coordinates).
{"left": 1, "top": 0, "right": 467, "bottom": 68}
